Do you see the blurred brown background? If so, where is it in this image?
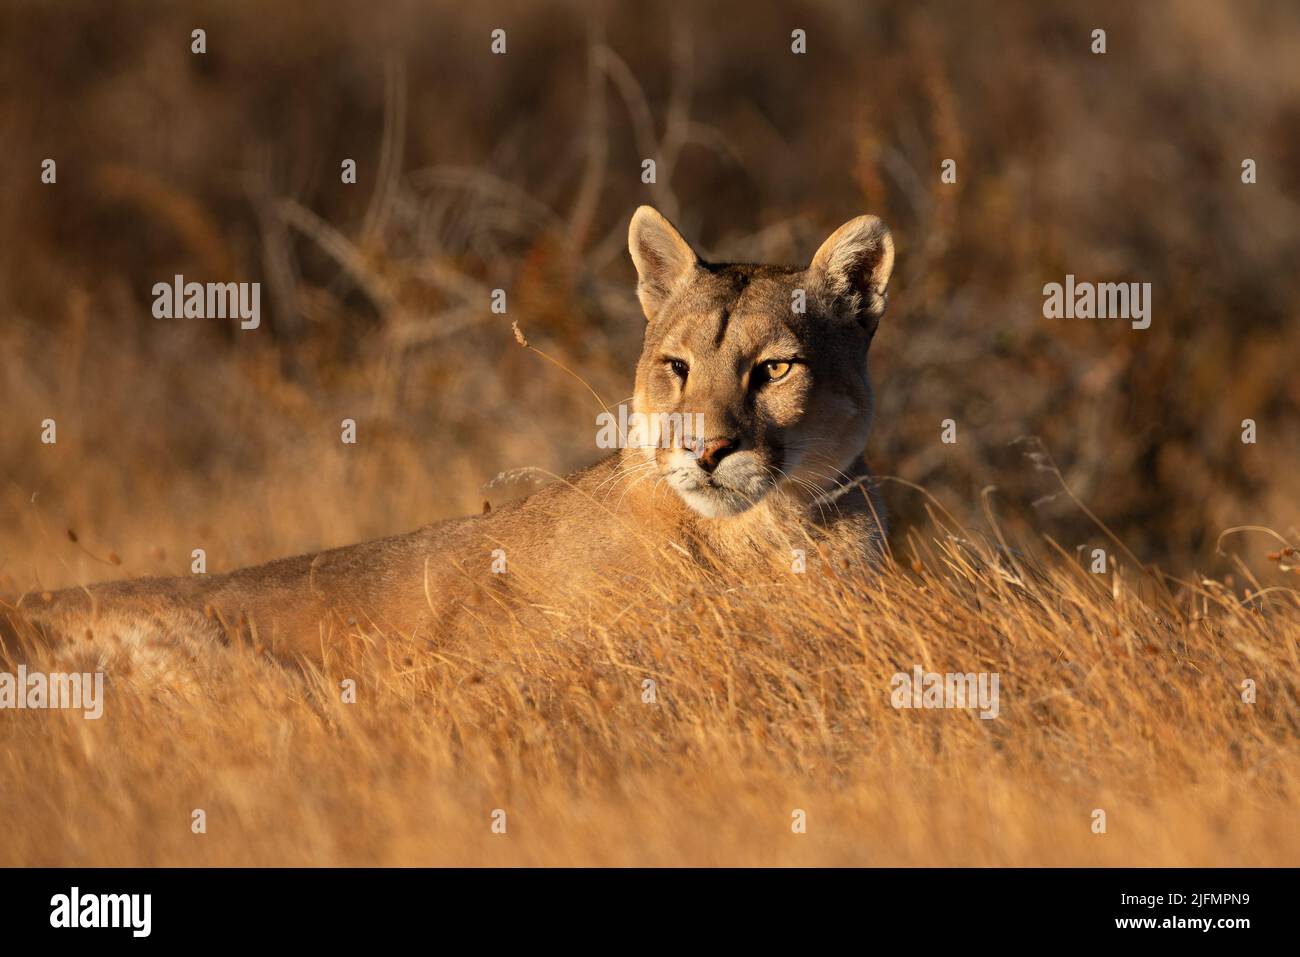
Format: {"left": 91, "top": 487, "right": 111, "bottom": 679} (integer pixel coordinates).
{"left": 2, "top": 0, "right": 1298, "bottom": 586}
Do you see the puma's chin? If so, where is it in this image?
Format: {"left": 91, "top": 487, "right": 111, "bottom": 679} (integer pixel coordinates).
{"left": 674, "top": 483, "right": 762, "bottom": 518}
{"left": 665, "top": 455, "right": 777, "bottom": 518}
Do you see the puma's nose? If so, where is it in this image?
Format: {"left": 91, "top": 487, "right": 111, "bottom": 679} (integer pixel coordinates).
{"left": 693, "top": 437, "right": 739, "bottom": 472}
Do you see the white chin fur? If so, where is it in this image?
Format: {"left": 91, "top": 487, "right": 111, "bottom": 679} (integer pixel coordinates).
{"left": 665, "top": 453, "right": 774, "bottom": 518}
{"left": 674, "top": 484, "right": 759, "bottom": 518}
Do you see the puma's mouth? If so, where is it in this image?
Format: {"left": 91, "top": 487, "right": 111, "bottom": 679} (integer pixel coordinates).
{"left": 663, "top": 450, "right": 778, "bottom": 518}
{"left": 671, "top": 477, "right": 772, "bottom": 517}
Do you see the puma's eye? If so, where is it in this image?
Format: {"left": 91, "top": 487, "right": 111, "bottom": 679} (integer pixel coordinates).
{"left": 761, "top": 360, "right": 792, "bottom": 382}
{"left": 667, "top": 358, "right": 689, "bottom": 379}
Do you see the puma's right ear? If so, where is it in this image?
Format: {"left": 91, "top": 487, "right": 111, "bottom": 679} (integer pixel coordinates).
{"left": 628, "top": 206, "right": 700, "bottom": 321}
{"left": 809, "top": 215, "right": 895, "bottom": 335}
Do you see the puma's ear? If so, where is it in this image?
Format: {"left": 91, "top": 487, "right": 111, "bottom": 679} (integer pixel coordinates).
{"left": 809, "top": 215, "right": 895, "bottom": 334}
{"left": 628, "top": 206, "right": 700, "bottom": 321}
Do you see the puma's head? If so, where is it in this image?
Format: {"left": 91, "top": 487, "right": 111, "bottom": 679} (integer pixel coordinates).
{"left": 627, "top": 205, "right": 894, "bottom": 519}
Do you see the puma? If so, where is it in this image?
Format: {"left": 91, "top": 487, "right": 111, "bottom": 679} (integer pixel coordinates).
{"left": 4, "top": 207, "right": 895, "bottom": 667}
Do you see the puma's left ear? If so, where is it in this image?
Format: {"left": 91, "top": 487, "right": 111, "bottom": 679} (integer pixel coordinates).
{"left": 628, "top": 206, "right": 700, "bottom": 321}
{"left": 809, "top": 215, "right": 894, "bottom": 334}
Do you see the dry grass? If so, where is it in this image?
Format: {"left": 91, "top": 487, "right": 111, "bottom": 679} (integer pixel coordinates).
{"left": 3, "top": 490, "right": 1298, "bottom": 866}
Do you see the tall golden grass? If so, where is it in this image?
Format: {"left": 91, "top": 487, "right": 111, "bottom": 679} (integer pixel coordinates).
{"left": 3, "top": 463, "right": 1297, "bottom": 866}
